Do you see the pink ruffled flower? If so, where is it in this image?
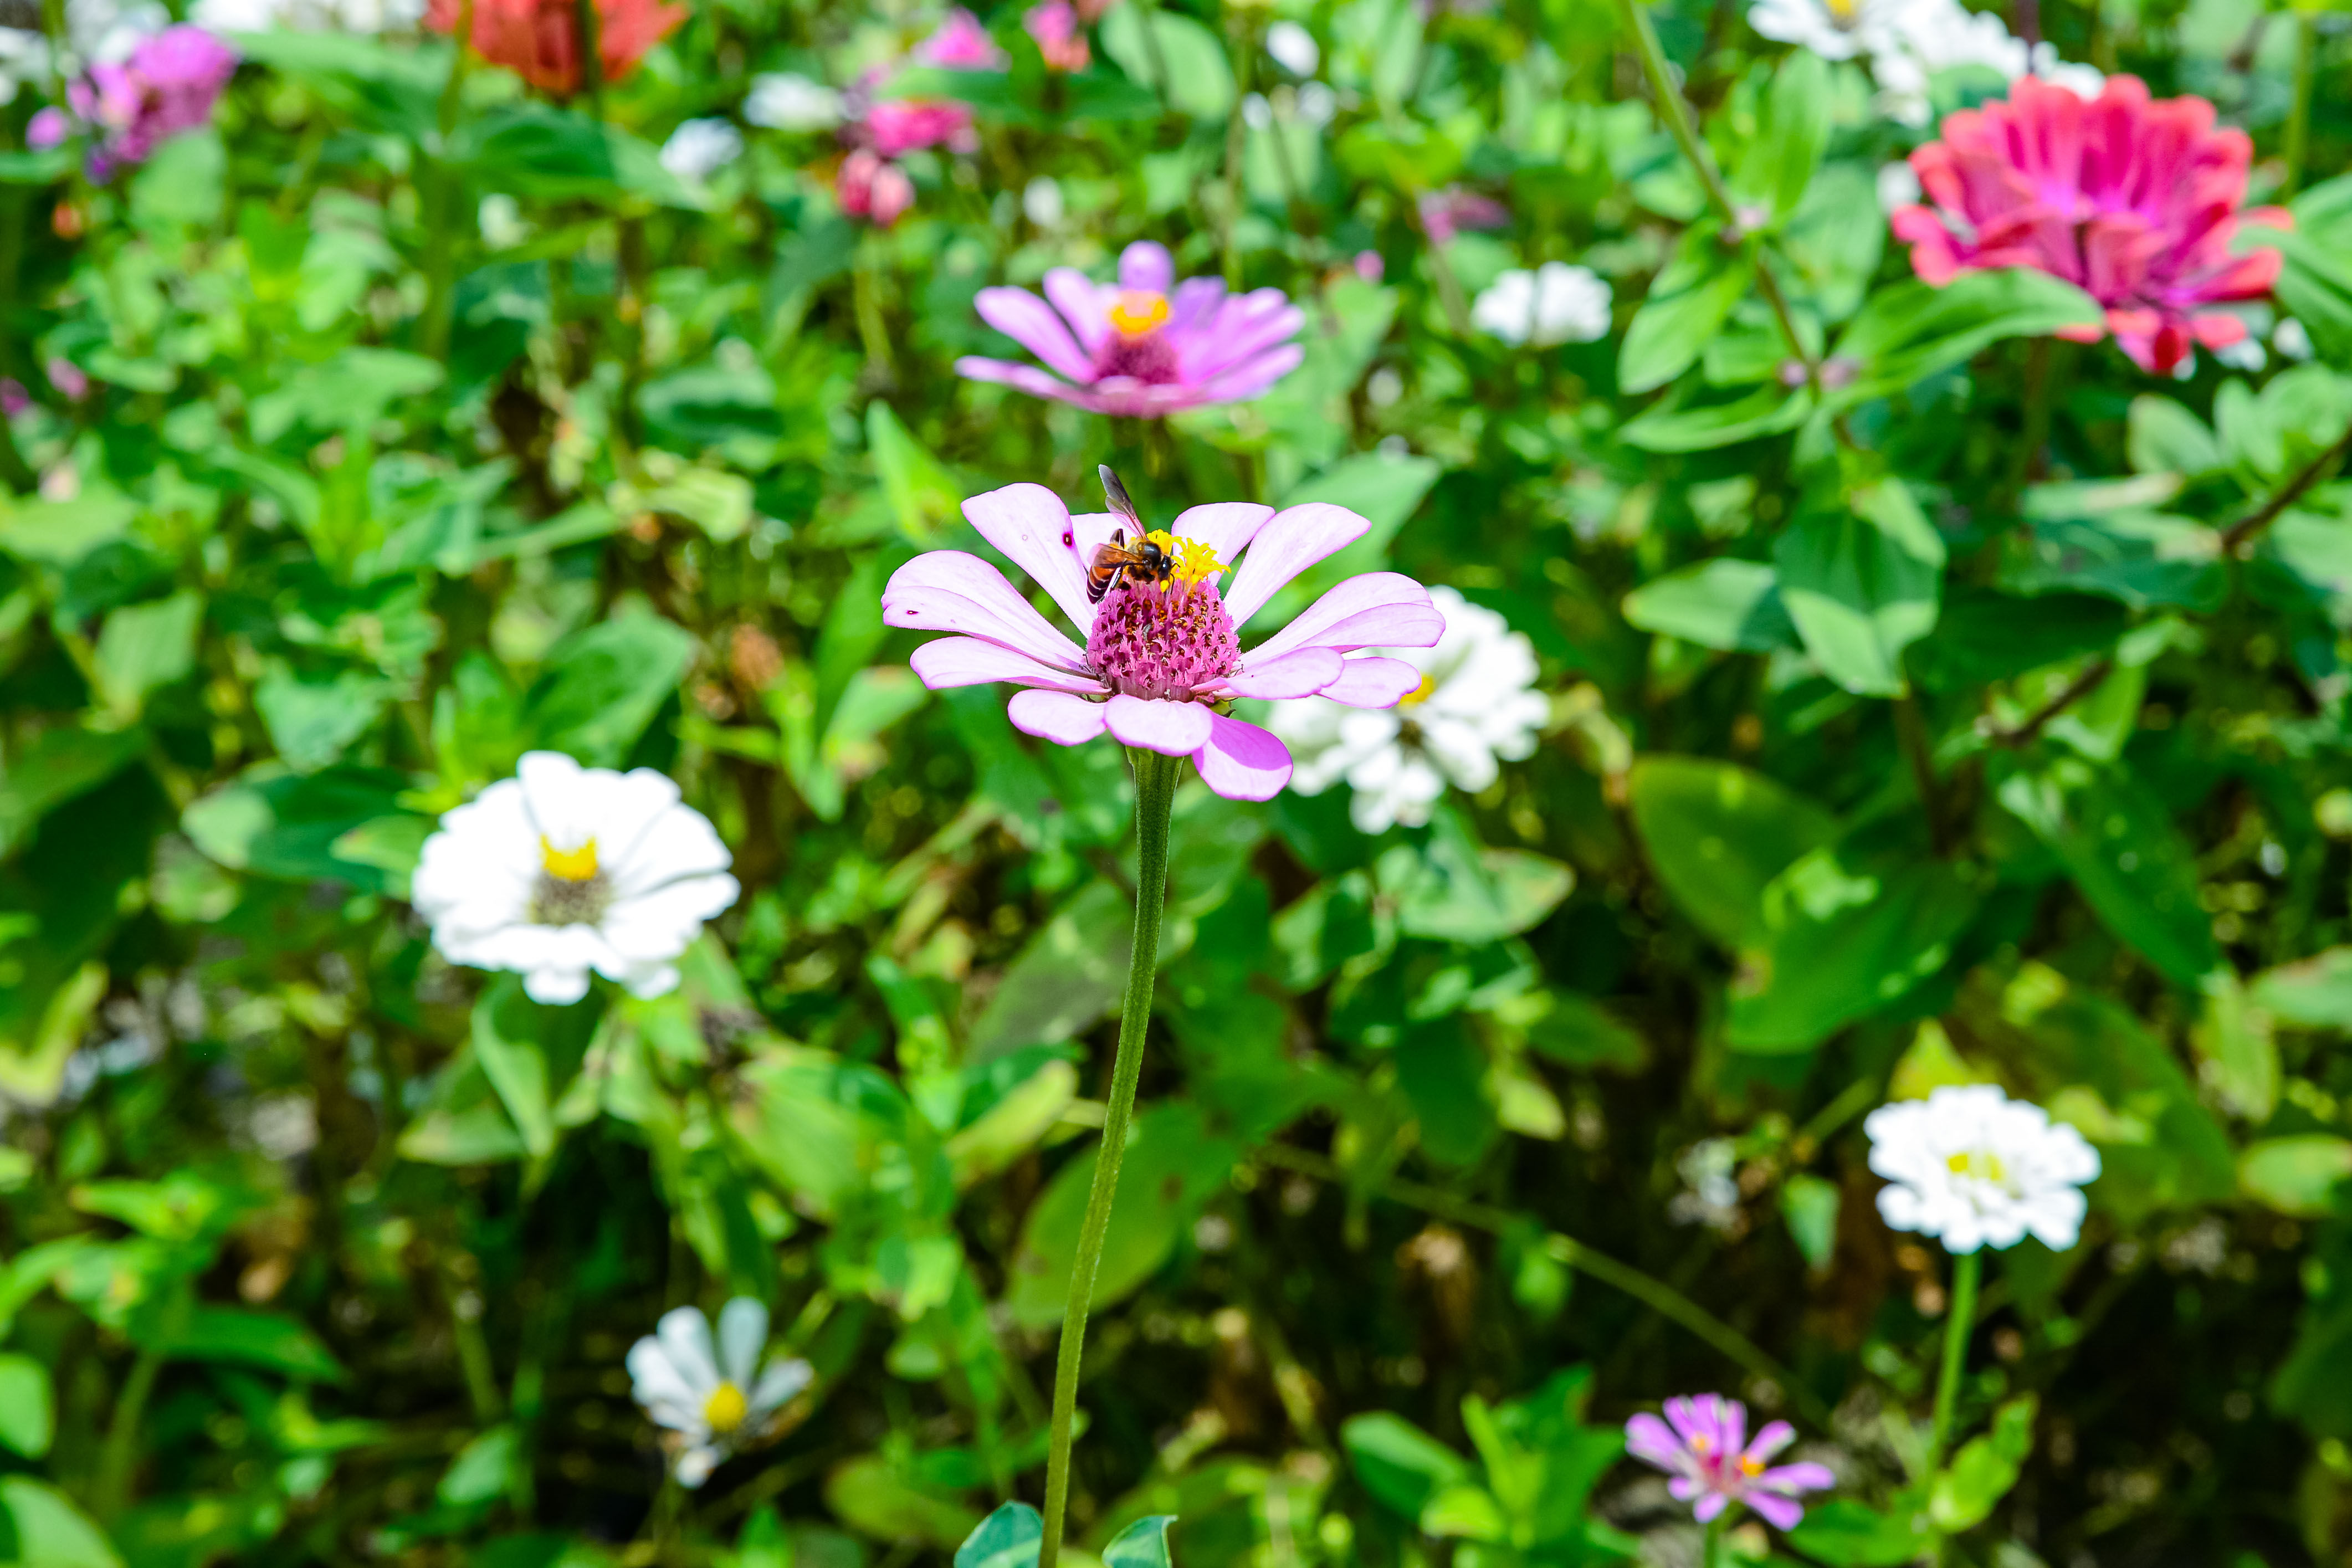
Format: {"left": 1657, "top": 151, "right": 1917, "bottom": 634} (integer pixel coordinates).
{"left": 862, "top": 98, "right": 977, "bottom": 156}
{"left": 1890, "top": 74, "right": 2290, "bottom": 377}
{"left": 882, "top": 477, "right": 1443, "bottom": 800}
{"left": 957, "top": 241, "right": 1305, "bottom": 418}
{"left": 916, "top": 8, "right": 1009, "bottom": 68}
{"left": 41, "top": 24, "right": 237, "bottom": 182}
{"left": 1417, "top": 186, "right": 1509, "bottom": 247}
{"left": 837, "top": 150, "right": 915, "bottom": 227}
{"left": 1025, "top": 1, "right": 1090, "bottom": 71}
{"left": 1625, "top": 1395, "right": 1835, "bottom": 1531}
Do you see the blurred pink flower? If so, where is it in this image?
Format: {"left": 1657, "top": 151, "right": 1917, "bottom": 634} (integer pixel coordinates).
{"left": 1024, "top": 1, "right": 1089, "bottom": 71}
{"left": 1353, "top": 250, "right": 1385, "bottom": 283}
{"left": 37, "top": 25, "right": 237, "bottom": 181}
{"left": 1625, "top": 1395, "right": 1835, "bottom": 1531}
{"left": 916, "top": 8, "right": 1008, "bottom": 68}
{"left": 862, "top": 98, "right": 976, "bottom": 156}
{"left": 1417, "top": 186, "right": 1509, "bottom": 246}
{"left": 837, "top": 150, "right": 915, "bottom": 227}
{"left": 956, "top": 240, "right": 1305, "bottom": 417}
{"left": 882, "top": 478, "right": 1443, "bottom": 800}
{"left": 1890, "top": 74, "right": 2289, "bottom": 376}
{"left": 0, "top": 380, "right": 27, "bottom": 419}
{"left": 47, "top": 358, "right": 90, "bottom": 401}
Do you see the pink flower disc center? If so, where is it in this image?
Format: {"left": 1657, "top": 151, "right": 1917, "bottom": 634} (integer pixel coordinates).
{"left": 1085, "top": 576, "right": 1239, "bottom": 701}
{"left": 1095, "top": 290, "right": 1181, "bottom": 384}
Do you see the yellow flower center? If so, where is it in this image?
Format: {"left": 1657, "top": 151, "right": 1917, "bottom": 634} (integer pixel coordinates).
{"left": 1109, "top": 289, "right": 1171, "bottom": 337}
{"left": 1946, "top": 1149, "right": 2010, "bottom": 1186}
{"left": 1143, "top": 529, "right": 1228, "bottom": 590}
{"left": 1397, "top": 672, "right": 1439, "bottom": 708}
{"left": 1740, "top": 1455, "right": 1765, "bottom": 1477}
{"left": 1692, "top": 1435, "right": 1712, "bottom": 1455}
{"left": 1825, "top": 0, "right": 1859, "bottom": 20}
{"left": 540, "top": 837, "right": 599, "bottom": 881}
{"left": 702, "top": 1380, "right": 749, "bottom": 1433}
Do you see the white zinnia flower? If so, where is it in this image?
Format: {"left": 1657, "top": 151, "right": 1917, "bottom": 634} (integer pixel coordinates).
{"left": 1263, "top": 587, "right": 1549, "bottom": 833}
{"left": 192, "top": 0, "right": 422, "bottom": 31}
{"left": 1470, "top": 263, "right": 1612, "bottom": 348}
{"left": 1864, "top": 1084, "right": 2101, "bottom": 1254}
{"left": 1746, "top": 0, "right": 1918, "bottom": 62}
{"left": 412, "top": 751, "right": 739, "bottom": 1005}
{"left": 660, "top": 117, "right": 745, "bottom": 183}
{"left": 1265, "top": 19, "right": 1319, "bottom": 76}
{"left": 1867, "top": 0, "right": 2100, "bottom": 126}
{"left": 628, "top": 1299, "right": 813, "bottom": 1488}
{"left": 744, "top": 71, "right": 843, "bottom": 130}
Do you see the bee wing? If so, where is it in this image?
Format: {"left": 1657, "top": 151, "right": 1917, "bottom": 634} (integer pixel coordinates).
{"left": 1098, "top": 465, "right": 1142, "bottom": 534}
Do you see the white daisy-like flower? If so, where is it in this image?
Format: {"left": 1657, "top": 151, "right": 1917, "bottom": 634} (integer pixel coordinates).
{"left": 2276, "top": 318, "right": 2315, "bottom": 362}
{"left": 1864, "top": 1084, "right": 2101, "bottom": 1254}
{"left": 744, "top": 70, "right": 843, "bottom": 130}
{"left": 192, "top": 0, "right": 422, "bottom": 32}
{"left": 660, "top": 117, "right": 745, "bottom": 183}
{"left": 1265, "top": 19, "right": 1320, "bottom": 76}
{"left": 1262, "top": 587, "right": 1549, "bottom": 833}
{"left": 1866, "top": 0, "right": 2101, "bottom": 125}
{"left": 412, "top": 751, "right": 739, "bottom": 1005}
{"left": 1747, "top": 0, "right": 1919, "bottom": 62}
{"left": 1470, "top": 263, "right": 1612, "bottom": 348}
{"left": 628, "top": 1299, "right": 813, "bottom": 1488}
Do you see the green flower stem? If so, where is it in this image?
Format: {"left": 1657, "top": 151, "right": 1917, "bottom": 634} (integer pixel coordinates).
{"left": 421, "top": 0, "right": 476, "bottom": 363}
{"left": 2286, "top": 12, "right": 2317, "bottom": 199}
{"left": 1928, "top": 1247, "right": 1982, "bottom": 1476}
{"left": 94, "top": 1344, "right": 166, "bottom": 1519}
{"left": 1700, "top": 1510, "right": 1725, "bottom": 1568}
{"left": 1037, "top": 746, "right": 1183, "bottom": 1568}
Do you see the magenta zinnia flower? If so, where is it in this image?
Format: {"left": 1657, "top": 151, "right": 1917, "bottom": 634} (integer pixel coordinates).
{"left": 32, "top": 24, "right": 237, "bottom": 182}
{"left": 882, "top": 475, "right": 1442, "bottom": 800}
{"left": 1889, "top": 75, "right": 2289, "bottom": 377}
{"left": 1625, "top": 1394, "right": 1834, "bottom": 1531}
{"left": 956, "top": 242, "right": 1305, "bottom": 417}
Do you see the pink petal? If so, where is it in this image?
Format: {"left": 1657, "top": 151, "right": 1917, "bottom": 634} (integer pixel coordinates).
{"left": 1167, "top": 501, "right": 1276, "bottom": 563}
{"left": 1759, "top": 1462, "right": 1836, "bottom": 1493}
{"left": 1192, "top": 712, "right": 1292, "bottom": 800}
{"left": 1623, "top": 1414, "right": 1684, "bottom": 1470}
{"left": 1008, "top": 689, "right": 1109, "bottom": 745}
{"left": 1218, "top": 645, "right": 1343, "bottom": 699}
{"left": 1320, "top": 655, "right": 1423, "bottom": 708}
{"left": 1247, "top": 573, "right": 1443, "bottom": 663}
{"left": 1042, "top": 268, "right": 1110, "bottom": 357}
{"left": 961, "top": 484, "right": 1097, "bottom": 632}
{"left": 1745, "top": 1421, "right": 1796, "bottom": 1464}
{"left": 973, "top": 286, "right": 1098, "bottom": 382}
{"left": 1119, "top": 240, "right": 1174, "bottom": 294}
{"left": 1222, "top": 503, "right": 1376, "bottom": 627}
{"left": 1104, "top": 694, "right": 1213, "bottom": 755}
{"left": 1747, "top": 1493, "right": 1803, "bottom": 1531}
{"left": 882, "top": 550, "right": 1090, "bottom": 672}
{"left": 1193, "top": 344, "right": 1306, "bottom": 406}
{"left": 957, "top": 356, "right": 1090, "bottom": 405}
{"left": 1166, "top": 275, "right": 1227, "bottom": 333}
{"left": 909, "top": 636, "right": 1106, "bottom": 694}
{"left": 1692, "top": 1492, "right": 1730, "bottom": 1523}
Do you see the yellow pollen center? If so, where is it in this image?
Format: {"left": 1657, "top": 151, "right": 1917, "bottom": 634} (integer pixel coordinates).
{"left": 1947, "top": 1149, "right": 2009, "bottom": 1185}
{"left": 540, "top": 837, "right": 599, "bottom": 882}
{"left": 1109, "top": 290, "right": 1171, "bottom": 337}
{"left": 1691, "top": 1436, "right": 1712, "bottom": 1455}
{"left": 1397, "top": 672, "right": 1440, "bottom": 708}
{"left": 1825, "top": 0, "right": 1859, "bottom": 19}
{"left": 1143, "top": 529, "right": 1228, "bottom": 590}
{"left": 702, "top": 1380, "right": 749, "bottom": 1433}
{"left": 1741, "top": 1456, "right": 1764, "bottom": 1477}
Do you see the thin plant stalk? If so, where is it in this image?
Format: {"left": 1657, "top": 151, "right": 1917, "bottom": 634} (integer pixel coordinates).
{"left": 2285, "top": 12, "right": 2316, "bottom": 198}
{"left": 1928, "top": 1247, "right": 1983, "bottom": 1475}
{"left": 1700, "top": 1511, "right": 1725, "bottom": 1568}
{"left": 421, "top": 0, "right": 477, "bottom": 363}
{"left": 1036, "top": 746, "right": 1183, "bottom": 1568}
{"left": 94, "top": 1345, "right": 167, "bottom": 1519}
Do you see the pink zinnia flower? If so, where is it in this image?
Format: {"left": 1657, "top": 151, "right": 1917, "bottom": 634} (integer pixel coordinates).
{"left": 862, "top": 98, "right": 977, "bottom": 156}
{"left": 1417, "top": 186, "right": 1509, "bottom": 247}
{"left": 35, "top": 25, "right": 237, "bottom": 181}
{"left": 1025, "top": 1, "right": 1089, "bottom": 71}
{"left": 1625, "top": 1395, "right": 1835, "bottom": 1531}
{"left": 837, "top": 150, "right": 915, "bottom": 227}
{"left": 956, "top": 241, "right": 1305, "bottom": 417}
{"left": 916, "top": 8, "right": 1009, "bottom": 68}
{"left": 1889, "top": 74, "right": 2290, "bottom": 377}
{"left": 882, "top": 473, "right": 1443, "bottom": 800}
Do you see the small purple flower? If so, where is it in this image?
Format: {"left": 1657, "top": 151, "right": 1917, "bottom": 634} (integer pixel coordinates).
{"left": 881, "top": 474, "right": 1443, "bottom": 800}
{"left": 955, "top": 240, "right": 1305, "bottom": 418}
{"left": 47, "top": 25, "right": 236, "bottom": 181}
{"left": 0, "top": 380, "right": 27, "bottom": 419}
{"left": 47, "top": 358, "right": 90, "bottom": 401}
{"left": 1625, "top": 1394, "right": 1835, "bottom": 1531}
{"left": 1417, "top": 186, "right": 1509, "bottom": 246}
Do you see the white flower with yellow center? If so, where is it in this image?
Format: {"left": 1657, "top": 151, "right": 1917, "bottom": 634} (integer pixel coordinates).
{"left": 1261, "top": 587, "right": 1547, "bottom": 833}
{"left": 627, "top": 1299, "right": 813, "bottom": 1488}
{"left": 1864, "top": 1084, "right": 2101, "bottom": 1254}
{"left": 412, "top": 751, "right": 739, "bottom": 1005}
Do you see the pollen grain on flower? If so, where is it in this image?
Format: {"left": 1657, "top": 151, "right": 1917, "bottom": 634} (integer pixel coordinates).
{"left": 539, "top": 836, "right": 599, "bottom": 882}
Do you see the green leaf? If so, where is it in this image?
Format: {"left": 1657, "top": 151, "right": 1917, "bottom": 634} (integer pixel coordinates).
{"left": 1729, "top": 848, "right": 1979, "bottom": 1052}
{"left": 1618, "top": 233, "right": 1752, "bottom": 394}
{"left": 2238, "top": 1136, "right": 2352, "bottom": 1217}
{"left": 1786, "top": 1499, "right": 1932, "bottom": 1566}
{"left": 1420, "top": 1484, "right": 1510, "bottom": 1541}
{"left": 255, "top": 663, "right": 396, "bottom": 773}
{"left": 1993, "top": 755, "right": 2220, "bottom": 987}
{"left": 868, "top": 402, "right": 963, "bottom": 541}
{"left": 0, "top": 725, "right": 150, "bottom": 859}
{"left": 246, "top": 348, "right": 443, "bottom": 443}
{"left": 955, "top": 1503, "right": 1044, "bottom": 1568}
{"left": 1101, "top": 1515, "right": 1178, "bottom": 1568}
{"left": 1389, "top": 812, "right": 1574, "bottom": 944}
{"left": 1098, "top": 5, "right": 1234, "bottom": 118}
{"left": 0, "top": 489, "right": 137, "bottom": 567}
{"left": 1831, "top": 271, "right": 2100, "bottom": 404}
{"left": 945, "top": 1060, "right": 1077, "bottom": 1188}
{"left": 458, "top": 104, "right": 697, "bottom": 207}
{"left": 824, "top": 1457, "right": 983, "bottom": 1547}
{"left": 1728, "top": 51, "right": 1831, "bottom": 223}
{"left": 1906, "top": 588, "right": 2126, "bottom": 693}
{"left": 91, "top": 592, "right": 203, "bottom": 720}
{"left": 1621, "top": 384, "right": 1813, "bottom": 453}
{"left": 165, "top": 1307, "right": 347, "bottom": 1383}
{"left": 0, "top": 1476, "right": 123, "bottom": 1568}
{"left": 2252, "top": 947, "right": 2352, "bottom": 1027}
{"left": 1622, "top": 558, "right": 1798, "bottom": 652}
{"left": 1929, "top": 1396, "right": 2036, "bottom": 1533}
{"left": 182, "top": 764, "right": 410, "bottom": 891}
{"left": 0, "top": 1354, "right": 53, "bottom": 1458}
{"left": 1780, "top": 1173, "right": 1840, "bottom": 1270}
{"left": 224, "top": 29, "right": 443, "bottom": 140}
{"left": 1342, "top": 1411, "right": 1474, "bottom": 1519}
{"left": 1772, "top": 479, "right": 1944, "bottom": 697}
{"left": 471, "top": 976, "right": 602, "bottom": 1160}
{"left": 968, "top": 879, "right": 1135, "bottom": 1060}
{"left": 525, "top": 614, "right": 696, "bottom": 767}
{"left": 2191, "top": 971, "right": 2279, "bottom": 1121}
{"left": 2126, "top": 394, "right": 2223, "bottom": 476}
{"left": 1626, "top": 756, "right": 1839, "bottom": 949}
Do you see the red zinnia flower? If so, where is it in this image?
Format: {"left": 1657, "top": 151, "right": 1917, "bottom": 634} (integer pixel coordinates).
{"left": 1890, "top": 75, "right": 2290, "bottom": 376}
{"left": 427, "top": 0, "right": 685, "bottom": 95}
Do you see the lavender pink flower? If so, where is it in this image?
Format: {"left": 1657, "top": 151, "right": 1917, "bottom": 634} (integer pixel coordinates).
{"left": 848, "top": 11, "right": 1002, "bottom": 157}
{"left": 1890, "top": 74, "right": 2289, "bottom": 377}
{"left": 956, "top": 241, "right": 1305, "bottom": 418}
{"left": 916, "top": 8, "right": 1009, "bottom": 68}
{"left": 1025, "top": 1, "right": 1089, "bottom": 71}
{"left": 837, "top": 149, "right": 915, "bottom": 227}
{"left": 0, "top": 380, "right": 27, "bottom": 419}
{"left": 1417, "top": 186, "right": 1509, "bottom": 247}
{"left": 1625, "top": 1394, "right": 1834, "bottom": 1531}
{"left": 31, "top": 24, "right": 237, "bottom": 181}
{"left": 881, "top": 474, "right": 1443, "bottom": 800}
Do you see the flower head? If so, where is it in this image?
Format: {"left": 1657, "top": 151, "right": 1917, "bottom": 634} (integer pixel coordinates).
{"left": 916, "top": 7, "right": 1008, "bottom": 68}
{"left": 1746, "top": 0, "right": 1917, "bottom": 62}
{"left": 628, "top": 1299, "right": 813, "bottom": 1489}
{"left": 424, "top": 0, "right": 681, "bottom": 95}
{"left": 1264, "top": 587, "right": 1547, "bottom": 833}
{"left": 1626, "top": 1395, "right": 1835, "bottom": 1530}
{"left": 837, "top": 148, "right": 915, "bottom": 227}
{"left": 659, "top": 117, "right": 744, "bottom": 183}
{"left": 957, "top": 241, "right": 1304, "bottom": 417}
{"left": 1866, "top": 1083, "right": 2102, "bottom": 1253}
{"left": 1471, "top": 262, "right": 1612, "bottom": 347}
{"left": 882, "top": 469, "right": 1443, "bottom": 800}
{"left": 1418, "top": 186, "right": 1509, "bottom": 247}
{"left": 35, "top": 24, "right": 235, "bottom": 180}
{"left": 1264, "top": 19, "right": 1318, "bottom": 75}
{"left": 1024, "top": 0, "right": 1089, "bottom": 71}
{"left": 412, "top": 751, "right": 740, "bottom": 1005}
{"left": 1890, "top": 75, "right": 2289, "bottom": 376}
{"left": 745, "top": 70, "right": 843, "bottom": 130}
